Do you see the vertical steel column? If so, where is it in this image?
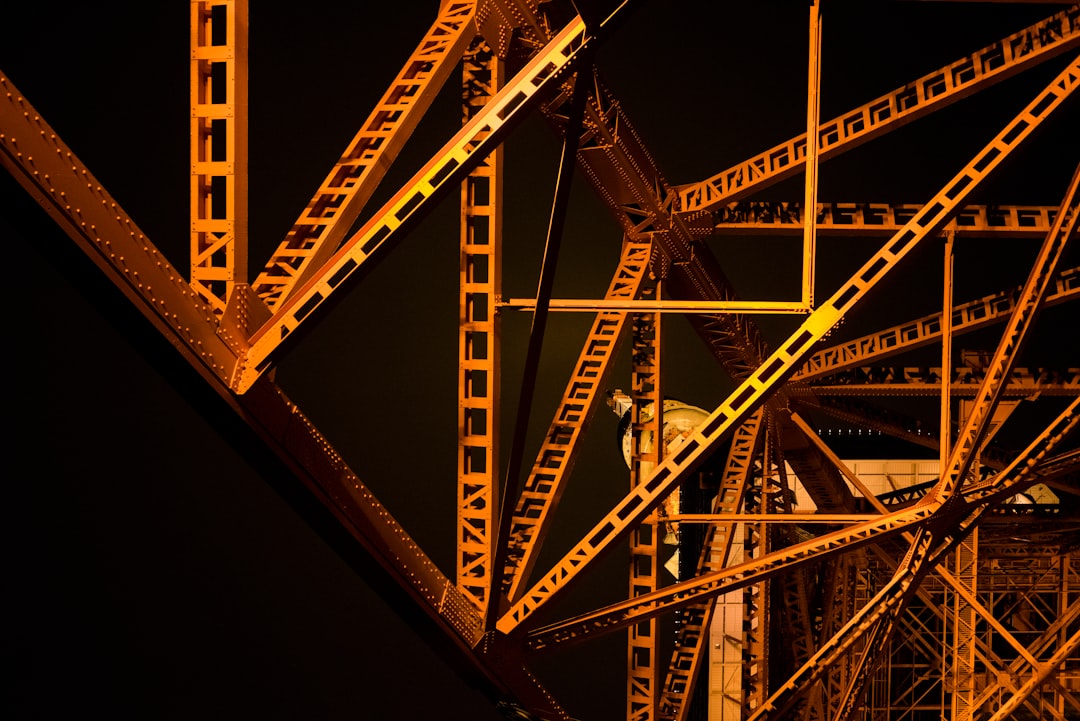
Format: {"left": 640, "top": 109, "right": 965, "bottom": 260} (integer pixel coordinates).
{"left": 950, "top": 527, "right": 979, "bottom": 720}
{"left": 802, "top": 0, "right": 821, "bottom": 308}
{"left": 628, "top": 294, "right": 662, "bottom": 721}
{"left": 190, "top": 0, "right": 248, "bottom": 315}
{"left": 743, "top": 427, "right": 777, "bottom": 716}
{"left": 457, "top": 37, "right": 503, "bottom": 615}
{"left": 664, "top": 411, "right": 763, "bottom": 721}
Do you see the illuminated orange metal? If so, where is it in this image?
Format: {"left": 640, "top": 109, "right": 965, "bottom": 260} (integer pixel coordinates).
{"left": 500, "top": 53, "right": 1078, "bottom": 638}
{"left": 456, "top": 37, "right": 504, "bottom": 615}
{"left": 793, "top": 267, "right": 1080, "bottom": 382}
{"left": 4, "top": 3, "right": 1079, "bottom": 719}
{"left": 657, "top": 412, "right": 765, "bottom": 721}
{"left": 501, "top": 237, "right": 652, "bottom": 603}
{"left": 802, "top": 0, "right": 821, "bottom": 308}
{"left": 190, "top": 0, "right": 248, "bottom": 315}
{"left": 236, "top": 14, "right": 594, "bottom": 393}
{"left": 676, "top": 7, "right": 1080, "bottom": 214}
{"left": 252, "top": 1, "right": 477, "bottom": 310}
{"left": 627, "top": 301, "right": 663, "bottom": 721}
{"left": 711, "top": 202, "right": 1063, "bottom": 237}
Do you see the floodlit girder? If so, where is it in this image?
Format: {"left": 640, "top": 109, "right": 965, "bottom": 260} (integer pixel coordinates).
{"left": 236, "top": 12, "right": 600, "bottom": 393}
{"left": 499, "top": 53, "right": 1079, "bottom": 639}
{"left": 457, "top": 37, "right": 504, "bottom": 615}
{"left": 521, "top": 359, "right": 1079, "bottom": 654}
{"left": 710, "top": 202, "right": 1062, "bottom": 238}
{"left": 971, "top": 569, "right": 1080, "bottom": 716}
{"left": 7, "top": 2, "right": 1080, "bottom": 719}
{"left": 557, "top": 77, "right": 771, "bottom": 381}
{"left": 252, "top": 1, "right": 477, "bottom": 310}
{"left": 627, "top": 306, "right": 662, "bottom": 721}
{"left": 750, "top": 524, "right": 944, "bottom": 721}
{"left": 523, "top": 504, "right": 937, "bottom": 652}
{"left": 793, "top": 266, "right": 1080, "bottom": 383}
{"left": 656, "top": 411, "right": 765, "bottom": 721}
{"left": 924, "top": 161, "right": 1079, "bottom": 504}
{"left": 676, "top": 6, "right": 1080, "bottom": 215}
{"left": 986, "top": 627, "right": 1080, "bottom": 721}
{"left": 494, "top": 5, "right": 777, "bottom": 606}
{"left": 190, "top": 0, "right": 248, "bottom": 316}
{"left": 501, "top": 238, "right": 651, "bottom": 603}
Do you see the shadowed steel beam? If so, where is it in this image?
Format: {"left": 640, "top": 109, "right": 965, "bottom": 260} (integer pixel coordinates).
{"left": 1, "top": 71, "right": 239, "bottom": 388}
{"left": 0, "top": 69, "right": 542, "bottom": 707}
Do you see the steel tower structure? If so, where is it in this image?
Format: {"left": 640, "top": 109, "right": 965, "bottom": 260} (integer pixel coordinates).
{"left": 3, "top": 2, "right": 1079, "bottom": 720}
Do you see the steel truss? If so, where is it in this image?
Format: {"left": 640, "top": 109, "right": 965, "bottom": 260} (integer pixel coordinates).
{"left": 3, "top": 2, "right": 1078, "bottom": 720}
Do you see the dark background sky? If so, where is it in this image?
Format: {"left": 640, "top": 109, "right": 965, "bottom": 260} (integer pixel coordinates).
{"left": 3, "top": 2, "right": 1077, "bottom": 720}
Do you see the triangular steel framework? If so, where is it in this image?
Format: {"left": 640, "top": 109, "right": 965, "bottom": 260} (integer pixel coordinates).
{"left": 3, "top": 3, "right": 1078, "bottom": 720}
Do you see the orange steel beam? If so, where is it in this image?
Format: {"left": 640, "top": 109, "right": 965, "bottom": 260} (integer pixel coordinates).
{"left": 502, "top": 299, "right": 810, "bottom": 313}
{"left": 237, "top": 12, "right": 607, "bottom": 393}
{"left": 676, "top": 6, "right": 1080, "bottom": 215}
{"left": 753, "top": 422, "right": 1079, "bottom": 721}
{"left": 523, "top": 503, "right": 940, "bottom": 651}
{"left": 498, "top": 54, "right": 1079, "bottom": 639}
{"left": 792, "top": 266, "right": 1080, "bottom": 382}
{"left": 710, "top": 202, "right": 1062, "bottom": 237}
{"left": 627, "top": 306, "right": 662, "bottom": 721}
{"left": 986, "top": 627, "right": 1080, "bottom": 721}
{"left": 802, "top": 0, "right": 822, "bottom": 308}
{"left": 923, "top": 161, "right": 1079, "bottom": 504}
{"left": 656, "top": 411, "right": 765, "bottom": 721}
{"left": 970, "top": 583, "right": 1080, "bottom": 716}
{"left": 750, "top": 522, "right": 945, "bottom": 721}
{"left": 785, "top": 162, "right": 1080, "bottom": 714}
{"left": 190, "top": 0, "right": 248, "bottom": 316}
{"left": 501, "top": 238, "right": 652, "bottom": 603}
{"left": 457, "top": 37, "right": 504, "bottom": 616}
{"left": 252, "top": 1, "right": 477, "bottom": 310}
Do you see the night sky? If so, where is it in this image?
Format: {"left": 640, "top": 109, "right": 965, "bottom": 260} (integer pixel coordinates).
{"left": 4, "top": 2, "right": 1077, "bottom": 720}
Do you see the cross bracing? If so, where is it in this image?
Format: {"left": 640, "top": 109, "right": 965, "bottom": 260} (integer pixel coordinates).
{"left": 3, "top": 2, "right": 1078, "bottom": 720}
